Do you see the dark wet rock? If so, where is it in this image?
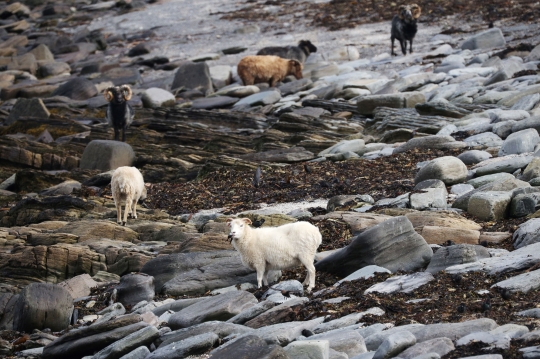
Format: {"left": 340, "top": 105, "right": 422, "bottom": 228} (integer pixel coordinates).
{"left": 51, "top": 77, "right": 98, "bottom": 100}
{"left": 93, "top": 325, "right": 159, "bottom": 359}
{"left": 158, "top": 321, "right": 253, "bottom": 347}
{"left": 38, "top": 62, "right": 71, "bottom": 78}
{"left": 315, "top": 216, "right": 433, "bottom": 277}
{"left": 141, "top": 251, "right": 278, "bottom": 296}
{"left": 128, "top": 43, "right": 151, "bottom": 57}
{"left": 79, "top": 140, "right": 136, "bottom": 171}
{"left": 239, "top": 147, "right": 314, "bottom": 163}
{"left": 279, "top": 78, "right": 313, "bottom": 96}
{"left": 221, "top": 46, "right": 247, "bottom": 55}
{"left": 415, "top": 101, "right": 471, "bottom": 118}
{"left": 42, "top": 314, "right": 145, "bottom": 359}
{"left": 191, "top": 96, "right": 239, "bottom": 109}
{"left": 172, "top": 61, "right": 213, "bottom": 94}
{"left": 426, "top": 244, "right": 491, "bottom": 273}
{"left": 14, "top": 283, "right": 73, "bottom": 332}
{"left": 116, "top": 273, "right": 155, "bottom": 307}
{"left": 208, "top": 334, "right": 289, "bottom": 359}
{"left": 5, "top": 97, "right": 50, "bottom": 125}
{"left": 148, "top": 332, "right": 219, "bottom": 359}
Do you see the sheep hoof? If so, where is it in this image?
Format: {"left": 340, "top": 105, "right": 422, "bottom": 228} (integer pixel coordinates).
{"left": 122, "top": 222, "right": 126, "bottom": 226}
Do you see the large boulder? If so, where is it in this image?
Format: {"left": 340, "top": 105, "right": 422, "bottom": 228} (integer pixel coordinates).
{"left": 5, "top": 98, "right": 50, "bottom": 125}
{"left": 116, "top": 273, "right": 155, "bottom": 307}
{"left": 498, "top": 129, "right": 540, "bottom": 157}
{"left": 415, "top": 156, "right": 468, "bottom": 185}
{"left": 513, "top": 218, "right": 540, "bottom": 249}
{"left": 79, "top": 140, "right": 135, "bottom": 171}
{"left": 141, "top": 251, "right": 280, "bottom": 296}
{"left": 172, "top": 61, "right": 213, "bottom": 94}
{"left": 51, "top": 77, "right": 98, "bottom": 100}
{"left": 426, "top": 244, "right": 491, "bottom": 273}
{"left": 168, "top": 291, "right": 258, "bottom": 329}
{"left": 13, "top": 283, "right": 73, "bottom": 332}
{"left": 315, "top": 216, "right": 433, "bottom": 277}
{"left": 461, "top": 28, "right": 506, "bottom": 50}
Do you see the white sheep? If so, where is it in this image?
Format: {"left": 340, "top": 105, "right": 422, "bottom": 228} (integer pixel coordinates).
{"left": 110, "top": 166, "right": 147, "bottom": 226}
{"left": 227, "top": 218, "right": 322, "bottom": 292}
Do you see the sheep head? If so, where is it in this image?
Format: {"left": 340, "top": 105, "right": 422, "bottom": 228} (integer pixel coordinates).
{"left": 288, "top": 60, "right": 304, "bottom": 80}
{"left": 298, "top": 40, "right": 317, "bottom": 55}
{"left": 104, "top": 85, "right": 133, "bottom": 103}
{"left": 227, "top": 218, "right": 252, "bottom": 241}
{"left": 398, "top": 4, "right": 421, "bottom": 22}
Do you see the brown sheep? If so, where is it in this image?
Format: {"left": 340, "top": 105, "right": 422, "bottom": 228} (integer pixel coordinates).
{"left": 237, "top": 55, "right": 303, "bottom": 87}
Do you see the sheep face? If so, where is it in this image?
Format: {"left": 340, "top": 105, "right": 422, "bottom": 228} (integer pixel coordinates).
{"left": 104, "top": 85, "right": 133, "bottom": 104}
{"left": 288, "top": 60, "right": 303, "bottom": 80}
{"left": 227, "top": 218, "right": 252, "bottom": 241}
{"left": 398, "top": 4, "right": 421, "bottom": 24}
{"left": 298, "top": 40, "right": 317, "bottom": 55}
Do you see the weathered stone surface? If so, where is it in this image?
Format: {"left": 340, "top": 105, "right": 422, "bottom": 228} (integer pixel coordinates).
{"left": 426, "top": 244, "right": 491, "bottom": 273}
{"left": 461, "top": 28, "right": 506, "bottom": 50}
{"left": 284, "top": 340, "right": 328, "bottom": 359}
{"left": 209, "top": 334, "right": 290, "bottom": 359}
{"left": 168, "top": 290, "right": 258, "bottom": 329}
{"left": 315, "top": 216, "right": 432, "bottom": 277}
{"left": 453, "top": 178, "right": 530, "bottom": 211}
{"left": 159, "top": 321, "right": 253, "bottom": 348}
{"left": 79, "top": 140, "right": 136, "bottom": 171}
{"left": 468, "top": 191, "right": 512, "bottom": 221}
{"left": 357, "top": 92, "right": 425, "bottom": 115}
{"left": 394, "top": 136, "right": 464, "bottom": 154}
{"left": 457, "top": 150, "right": 492, "bottom": 165}
{"left": 254, "top": 318, "right": 325, "bottom": 346}
{"left": 513, "top": 219, "right": 540, "bottom": 249}
{"left": 365, "top": 272, "right": 435, "bottom": 294}
{"left": 14, "top": 283, "right": 73, "bottom": 332}
{"left": 172, "top": 61, "right": 213, "bottom": 94}
{"left": 397, "top": 337, "right": 455, "bottom": 359}
{"left": 58, "top": 274, "right": 98, "bottom": 299}
{"left": 141, "top": 88, "right": 176, "bottom": 108}
{"left": 492, "top": 269, "right": 540, "bottom": 293}
{"left": 93, "top": 326, "right": 159, "bottom": 359}
{"left": 147, "top": 332, "right": 219, "bottom": 359}
{"left": 116, "top": 273, "right": 155, "bottom": 307}
{"left": 373, "top": 331, "right": 416, "bottom": 359}
{"left": 51, "top": 77, "right": 98, "bottom": 100}
{"left": 499, "top": 129, "right": 540, "bottom": 157}
{"left": 5, "top": 98, "right": 50, "bottom": 125}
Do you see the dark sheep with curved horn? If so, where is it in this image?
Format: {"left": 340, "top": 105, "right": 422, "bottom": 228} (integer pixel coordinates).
{"left": 104, "top": 85, "right": 134, "bottom": 142}
{"left": 391, "top": 4, "right": 421, "bottom": 56}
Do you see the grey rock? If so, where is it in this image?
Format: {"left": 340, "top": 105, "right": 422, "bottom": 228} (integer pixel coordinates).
{"left": 393, "top": 136, "right": 465, "bottom": 154}
{"left": 521, "top": 157, "right": 540, "bottom": 182}
{"left": 168, "top": 290, "right": 257, "bottom": 329}
{"left": 510, "top": 193, "right": 540, "bottom": 218}
{"left": 159, "top": 321, "right": 254, "bottom": 347}
{"left": 51, "top": 77, "right": 98, "bottom": 100}
{"left": 451, "top": 184, "right": 475, "bottom": 196}
{"left": 413, "top": 319, "right": 498, "bottom": 343}
{"left": 414, "top": 179, "right": 446, "bottom": 191}
{"left": 493, "top": 120, "right": 517, "bottom": 139}
{"left": 118, "top": 346, "right": 150, "bottom": 359}
{"left": 463, "top": 132, "right": 503, "bottom": 148}
{"left": 511, "top": 116, "right": 540, "bottom": 134}
{"left": 474, "top": 155, "right": 533, "bottom": 177}
{"left": 209, "top": 334, "right": 290, "bottom": 359}
{"left": 357, "top": 92, "right": 425, "bottom": 115}
{"left": 415, "top": 101, "right": 470, "bottom": 118}
{"left": 492, "top": 268, "right": 540, "bottom": 294}
{"left": 141, "top": 88, "right": 176, "bottom": 108}
{"left": 234, "top": 90, "right": 281, "bottom": 107}
{"left": 192, "top": 96, "right": 238, "bottom": 109}
{"left": 42, "top": 314, "right": 146, "bottom": 359}
{"left": 396, "top": 337, "right": 454, "bottom": 359}
{"left": 365, "top": 273, "right": 435, "bottom": 294}
{"left": 410, "top": 188, "right": 448, "bottom": 210}
{"left": 58, "top": 274, "right": 98, "bottom": 299}
{"left": 40, "top": 180, "right": 81, "bottom": 196}
{"left": 94, "top": 303, "right": 126, "bottom": 326}
{"left": 279, "top": 78, "right": 313, "bottom": 96}
{"left": 511, "top": 93, "right": 540, "bottom": 111}
{"left": 284, "top": 340, "right": 328, "bottom": 359}
{"left": 146, "top": 332, "right": 219, "bottom": 359}
{"left": 516, "top": 308, "right": 540, "bottom": 318}
{"left": 458, "top": 150, "right": 492, "bottom": 165}
{"left": 38, "top": 61, "right": 71, "bottom": 78}
{"left": 152, "top": 298, "right": 205, "bottom": 316}
{"left": 79, "top": 140, "right": 135, "bottom": 171}
{"left": 327, "top": 194, "right": 374, "bottom": 212}
{"left": 116, "top": 273, "right": 155, "bottom": 307}
{"left": 315, "top": 216, "right": 432, "bottom": 277}
{"left": 214, "top": 85, "right": 260, "bottom": 98}
{"left": 488, "top": 109, "right": 530, "bottom": 123}
{"left": 313, "top": 308, "right": 385, "bottom": 334}
{"left": 261, "top": 280, "right": 303, "bottom": 300}
{"left": 92, "top": 325, "right": 159, "bottom": 359}
{"left": 467, "top": 173, "right": 516, "bottom": 188}
{"left": 6, "top": 97, "right": 50, "bottom": 125}
{"left": 461, "top": 28, "right": 506, "bottom": 50}
{"left": 254, "top": 318, "right": 325, "bottom": 346}
{"left": 468, "top": 191, "right": 513, "bottom": 221}
{"left": 426, "top": 244, "right": 491, "bottom": 274}
{"left": 521, "top": 346, "right": 540, "bottom": 359}
{"left": 415, "top": 156, "right": 468, "bottom": 185}
{"left": 172, "top": 61, "right": 213, "bottom": 94}
{"left": 335, "top": 266, "right": 391, "bottom": 286}
{"left": 499, "top": 129, "right": 540, "bottom": 157}
{"left": 445, "top": 242, "right": 540, "bottom": 275}
{"left": 303, "top": 330, "right": 367, "bottom": 357}
{"left": 141, "top": 251, "right": 279, "bottom": 296}
{"left": 373, "top": 331, "right": 416, "bottom": 359}
{"left": 14, "top": 283, "right": 73, "bottom": 332}
{"left": 512, "top": 218, "right": 540, "bottom": 249}
{"left": 319, "top": 139, "right": 365, "bottom": 157}
{"left": 227, "top": 301, "right": 276, "bottom": 325}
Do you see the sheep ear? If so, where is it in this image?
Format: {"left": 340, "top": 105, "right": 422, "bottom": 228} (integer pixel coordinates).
{"left": 398, "top": 5, "right": 407, "bottom": 19}
{"left": 242, "top": 218, "right": 252, "bottom": 225}
{"left": 226, "top": 218, "right": 233, "bottom": 226}
{"left": 411, "top": 4, "right": 421, "bottom": 19}
{"left": 120, "top": 85, "right": 132, "bottom": 101}
{"left": 104, "top": 88, "right": 114, "bottom": 102}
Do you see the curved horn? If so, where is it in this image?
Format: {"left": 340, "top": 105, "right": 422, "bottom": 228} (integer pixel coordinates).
{"left": 398, "top": 5, "right": 407, "bottom": 19}
{"left": 120, "top": 85, "right": 132, "bottom": 101}
{"left": 104, "top": 87, "right": 114, "bottom": 102}
{"left": 411, "top": 4, "right": 421, "bottom": 19}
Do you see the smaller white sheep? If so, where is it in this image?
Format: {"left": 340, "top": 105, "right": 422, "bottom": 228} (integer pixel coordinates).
{"left": 227, "top": 218, "right": 322, "bottom": 292}
{"left": 111, "top": 166, "right": 147, "bottom": 226}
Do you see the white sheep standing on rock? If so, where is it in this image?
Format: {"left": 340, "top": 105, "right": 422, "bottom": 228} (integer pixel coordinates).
{"left": 227, "top": 218, "right": 322, "bottom": 292}
{"left": 111, "top": 166, "right": 147, "bottom": 226}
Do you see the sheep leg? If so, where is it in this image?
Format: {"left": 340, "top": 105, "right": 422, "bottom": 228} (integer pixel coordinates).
{"left": 255, "top": 264, "right": 266, "bottom": 288}
{"left": 114, "top": 127, "right": 120, "bottom": 141}
{"left": 400, "top": 39, "right": 407, "bottom": 56}
{"left": 409, "top": 39, "right": 414, "bottom": 54}
{"left": 122, "top": 125, "right": 127, "bottom": 142}
{"left": 115, "top": 200, "right": 122, "bottom": 225}
{"left": 299, "top": 255, "right": 317, "bottom": 292}
{"left": 263, "top": 268, "right": 270, "bottom": 286}
{"left": 391, "top": 36, "right": 397, "bottom": 56}
{"left": 131, "top": 198, "right": 138, "bottom": 219}
{"left": 123, "top": 195, "right": 132, "bottom": 225}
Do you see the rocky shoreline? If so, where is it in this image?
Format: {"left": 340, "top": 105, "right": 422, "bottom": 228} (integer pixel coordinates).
{"left": 2, "top": 0, "right": 540, "bottom": 358}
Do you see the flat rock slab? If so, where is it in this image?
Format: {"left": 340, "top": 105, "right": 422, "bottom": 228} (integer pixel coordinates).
{"left": 147, "top": 332, "right": 219, "bottom": 359}
{"left": 397, "top": 337, "right": 455, "bottom": 359}
{"left": 209, "top": 334, "right": 290, "bottom": 359}
{"left": 159, "top": 321, "right": 254, "bottom": 348}
{"left": 426, "top": 244, "right": 490, "bottom": 273}
{"left": 168, "top": 290, "right": 258, "bottom": 329}
{"left": 491, "top": 268, "right": 540, "bottom": 293}
{"left": 253, "top": 318, "right": 325, "bottom": 346}
{"left": 315, "top": 216, "right": 433, "bottom": 277}
{"left": 445, "top": 242, "right": 540, "bottom": 275}
{"left": 191, "top": 96, "right": 239, "bottom": 109}
{"left": 365, "top": 272, "right": 435, "bottom": 294}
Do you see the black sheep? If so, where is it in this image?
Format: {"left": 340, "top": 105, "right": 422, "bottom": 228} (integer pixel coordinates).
{"left": 104, "top": 85, "right": 134, "bottom": 142}
{"left": 256, "top": 40, "right": 317, "bottom": 64}
{"left": 391, "top": 4, "right": 421, "bottom": 56}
